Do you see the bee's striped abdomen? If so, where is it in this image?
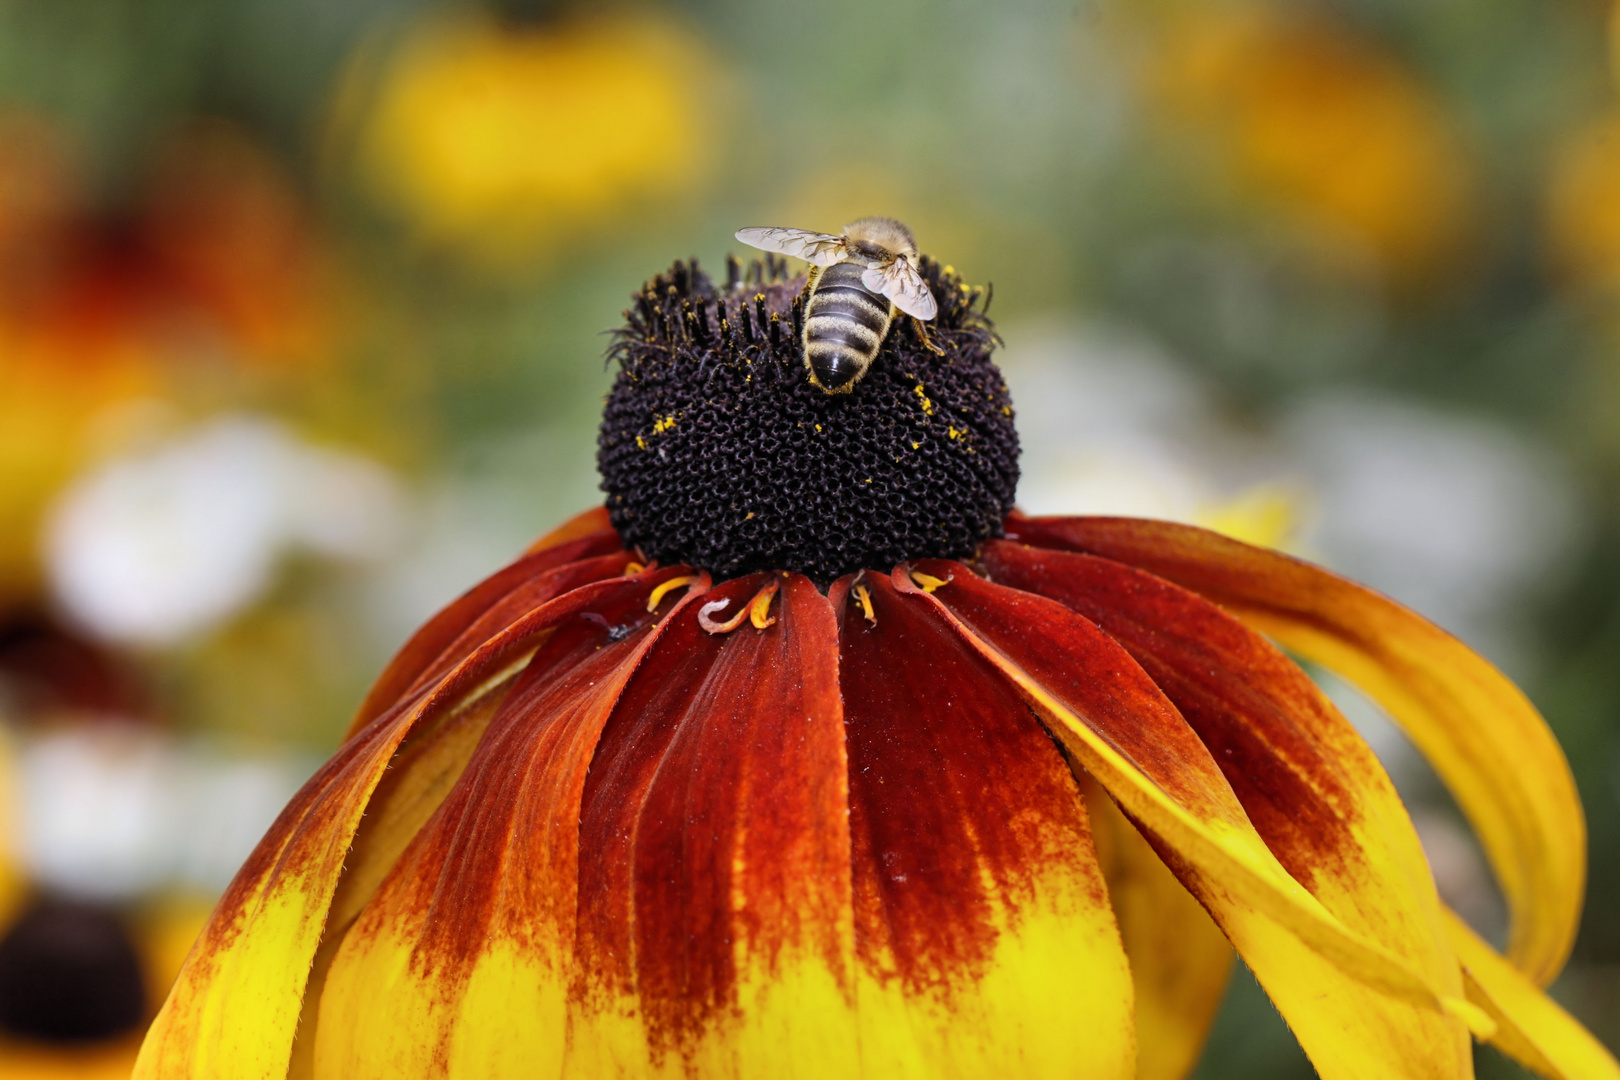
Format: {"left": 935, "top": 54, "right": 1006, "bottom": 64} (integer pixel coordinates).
{"left": 804, "top": 261, "right": 893, "bottom": 393}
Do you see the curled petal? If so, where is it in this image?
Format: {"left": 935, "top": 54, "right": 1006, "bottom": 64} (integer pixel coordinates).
{"left": 979, "top": 540, "right": 1473, "bottom": 1073}
{"left": 891, "top": 565, "right": 1484, "bottom": 1058}
{"left": 1007, "top": 514, "right": 1583, "bottom": 985}
{"left": 134, "top": 569, "right": 692, "bottom": 1080}
{"left": 1446, "top": 909, "right": 1620, "bottom": 1080}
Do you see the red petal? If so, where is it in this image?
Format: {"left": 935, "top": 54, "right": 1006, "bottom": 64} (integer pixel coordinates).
{"left": 900, "top": 560, "right": 1480, "bottom": 1046}
{"left": 522, "top": 505, "right": 615, "bottom": 554}
{"left": 571, "top": 573, "right": 855, "bottom": 1064}
{"left": 979, "top": 541, "right": 1465, "bottom": 1043}
{"left": 313, "top": 568, "right": 706, "bottom": 1074}
{"left": 349, "top": 532, "right": 630, "bottom": 735}
{"left": 831, "top": 571, "right": 1135, "bottom": 1076}
{"left": 1006, "top": 512, "right": 1583, "bottom": 986}
{"left": 140, "top": 567, "right": 678, "bottom": 1080}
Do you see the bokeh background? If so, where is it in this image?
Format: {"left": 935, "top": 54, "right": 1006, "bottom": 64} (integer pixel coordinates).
{"left": 0, "top": 0, "right": 1615, "bottom": 1074}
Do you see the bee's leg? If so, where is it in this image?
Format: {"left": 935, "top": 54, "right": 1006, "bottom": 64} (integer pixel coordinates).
{"left": 801, "top": 265, "right": 823, "bottom": 303}
{"left": 912, "top": 316, "right": 946, "bottom": 355}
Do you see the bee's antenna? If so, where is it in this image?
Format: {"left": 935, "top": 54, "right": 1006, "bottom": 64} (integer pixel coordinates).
{"left": 981, "top": 282, "right": 994, "bottom": 317}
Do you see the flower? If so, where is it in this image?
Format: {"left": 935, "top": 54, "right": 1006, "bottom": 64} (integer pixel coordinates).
{"left": 1545, "top": 109, "right": 1620, "bottom": 296}
{"left": 137, "top": 254, "right": 1615, "bottom": 1079}
{"left": 44, "top": 415, "right": 402, "bottom": 647}
{"left": 0, "top": 614, "right": 212, "bottom": 1079}
{"left": 1141, "top": 5, "right": 1475, "bottom": 289}
{"left": 342, "top": 13, "right": 713, "bottom": 266}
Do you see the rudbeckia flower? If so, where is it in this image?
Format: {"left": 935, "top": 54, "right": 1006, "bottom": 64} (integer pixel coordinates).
{"left": 138, "top": 254, "right": 1615, "bottom": 1079}
{"left": 1140, "top": 5, "right": 1474, "bottom": 288}
{"left": 342, "top": 13, "right": 712, "bottom": 266}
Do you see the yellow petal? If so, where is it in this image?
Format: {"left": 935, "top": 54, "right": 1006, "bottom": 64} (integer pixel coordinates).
{"left": 1447, "top": 909, "right": 1620, "bottom": 1080}
{"left": 1082, "top": 771, "right": 1233, "bottom": 1080}
{"left": 1009, "top": 514, "right": 1585, "bottom": 986}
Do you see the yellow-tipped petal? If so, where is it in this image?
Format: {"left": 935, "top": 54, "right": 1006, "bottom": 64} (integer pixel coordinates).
{"left": 135, "top": 572, "right": 689, "bottom": 1080}
{"left": 314, "top": 580, "right": 695, "bottom": 1079}
{"left": 901, "top": 565, "right": 1477, "bottom": 1078}
{"left": 983, "top": 539, "right": 1488, "bottom": 1074}
{"left": 1010, "top": 514, "right": 1585, "bottom": 986}
{"left": 1447, "top": 909, "right": 1620, "bottom": 1080}
{"left": 1082, "top": 772, "right": 1233, "bottom": 1080}
{"left": 837, "top": 574, "right": 1136, "bottom": 1078}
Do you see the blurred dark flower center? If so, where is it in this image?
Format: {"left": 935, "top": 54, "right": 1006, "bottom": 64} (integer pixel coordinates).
{"left": 0, "top": 897, "right": 146, "bottom": 1043}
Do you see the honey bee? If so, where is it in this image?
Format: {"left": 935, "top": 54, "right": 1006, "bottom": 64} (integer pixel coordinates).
{"left": 734, "top": 217, "right": 938, "bottom": 394}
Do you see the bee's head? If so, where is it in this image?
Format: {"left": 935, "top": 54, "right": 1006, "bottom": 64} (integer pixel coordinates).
{"left": 843, "top": 217, "right": 918, "bottom": 260}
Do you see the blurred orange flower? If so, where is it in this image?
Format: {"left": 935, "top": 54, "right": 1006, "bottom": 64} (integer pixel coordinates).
{"left": 1144, "top": 5, "right": 1475, "bottom": 288}
{"left": 0, "top": 114, "right": 341, "bottom": 596}
{"left": 1545, "top": 110, "right": 1620, "bottom": 295}
{"left": 342, "top": 13, "right": 714, "bottom": 266}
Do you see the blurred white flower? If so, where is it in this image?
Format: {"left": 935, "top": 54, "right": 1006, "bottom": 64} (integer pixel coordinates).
{"left": 1280, "top": 393, "right": 1580, "bottom": 666}
{"left": 15, "top": 723, "right": 311, "bottom": 902}
{"left": 45, "top": 416, "right": 404, "bottom": 646}
{"left": 1002, "top": 320, "right": 1295, "bottom": 530}
{"left": 17, "top": 724, "right": 177, "bottom": 900}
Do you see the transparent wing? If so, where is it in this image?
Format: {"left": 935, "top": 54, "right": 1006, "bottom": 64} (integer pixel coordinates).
{"left": 734, "top": 226, "right": 849, "bottom": 267}
{"left": 863, "top": 258, "right": 938, "bottom": 320}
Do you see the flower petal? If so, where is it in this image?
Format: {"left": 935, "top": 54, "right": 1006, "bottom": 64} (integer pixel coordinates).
{"left": 522, "top": 505, "right": 615, "bottom": 555}
{"left": 1078, "top": 769, "right": 1232, "bottom": 1080}
{"left": 1007, "top": 514, "right": 1583, "bottom": 985}
{"left": 895, "top": 564, "right": 1483, "bottom": 1040}
{"left": 312, "top": 570, "right": 705, "bottom": 1079}
{"left": 568, "top": 574, "right": 861, "bottom": 1075}
{"left": 1013, "top": 516, "right": 1582, "bottom": 989}
{"left": 135, "top": 568, "right": 684, "bottom": 1080}
{"left": 1446, "top": 909, "right": 1620, "bottom": 1080}
{"left": 977, "top": 542, "right": 1473, "bottom": 1075}
{"left": 838, "top": 572, "right": 1135, "bottom": 1078}
{"left": 350, "top": 535, "right": 631, "bottom": 735}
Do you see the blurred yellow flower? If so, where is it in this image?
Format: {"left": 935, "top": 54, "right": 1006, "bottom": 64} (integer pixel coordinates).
{"left": 1545, "top": 110, "right": 1620, "bottom": 295}
{"left": 1145, "top": 6, "right": 1474, "bottom": 288}
{"left": 347, "top": 14, "right": 714, "bottom": 265}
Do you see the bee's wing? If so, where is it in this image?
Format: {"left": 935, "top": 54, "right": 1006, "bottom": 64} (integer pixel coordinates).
{"left": 862, "top": 257, "right": 938, "bottom": 321}
{"left": 734, "top": 227, "right": 849, "bottom": 267}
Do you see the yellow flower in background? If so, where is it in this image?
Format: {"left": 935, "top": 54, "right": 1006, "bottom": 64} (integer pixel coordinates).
{"left": 1144, "top": 5, "right": 1474, "bottom": 289}
{"left": 1545, "top": 110, "right": 1620, "bottom": 295}
{"left": 347, "top": 14, "right": 714, "bottom": 266}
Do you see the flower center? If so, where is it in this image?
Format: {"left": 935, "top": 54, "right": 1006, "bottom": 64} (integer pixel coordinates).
{"left": 597, "top": 256, "right": 1019, "bottom": 582}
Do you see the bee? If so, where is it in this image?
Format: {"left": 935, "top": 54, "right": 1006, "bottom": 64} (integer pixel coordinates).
{"left": 734, "top": 217, "right": 938, "bottom": 394}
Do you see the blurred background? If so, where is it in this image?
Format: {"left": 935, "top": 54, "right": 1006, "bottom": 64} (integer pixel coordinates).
{"left": 0, "top": 0, "right": 1614, "bottom": 1074}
